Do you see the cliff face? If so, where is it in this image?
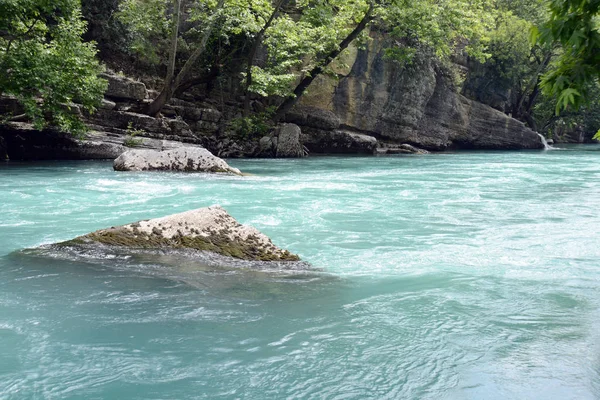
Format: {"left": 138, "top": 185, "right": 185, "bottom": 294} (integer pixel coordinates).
{"left": 297, "top": 35, "right": 544, "bottom": 151}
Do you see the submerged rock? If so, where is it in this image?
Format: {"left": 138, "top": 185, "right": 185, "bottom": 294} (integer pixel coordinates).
{"left": 114, "top": 147, "right": 242, "bottom": 174}
{"left": 56, "top": 206, "right": 300, "bottom": 262}
{"left": 376, "top": 143, "right": 430, "bottom": 155}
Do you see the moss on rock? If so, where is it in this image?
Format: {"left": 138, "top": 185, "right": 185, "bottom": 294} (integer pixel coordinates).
{"left": 59, "top": 207, "right": 300, "bottom": 262}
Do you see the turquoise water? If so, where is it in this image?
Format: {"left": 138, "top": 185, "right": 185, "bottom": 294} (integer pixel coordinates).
{"left": 1, "top": 147, "right": 600, "bottom": 399}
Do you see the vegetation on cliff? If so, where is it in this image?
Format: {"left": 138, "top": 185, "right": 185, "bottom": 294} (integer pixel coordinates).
{"left": 0, "top": 0, "right": 598, "bottom": 140}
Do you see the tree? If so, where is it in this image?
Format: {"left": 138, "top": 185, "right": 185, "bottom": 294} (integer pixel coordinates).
{"left": 143, "top": 0, "right": 226, "bottom": 116}
{"left": 535, "top": 0, "right": 600, "bottom": 114}
{"left": 242, "top": 0, "right": 285, "bottom": 116}
{"left": 462, "top": 3, "right": 555, "bottom": 130}
{"left": 118, "top": 0, "right": 497, "bottom": 124}
{"left": 273, "top": 0, "right": 377, "bottom": 120}
{"left": 0, "top": 0, "right": 106, "bottom": 134}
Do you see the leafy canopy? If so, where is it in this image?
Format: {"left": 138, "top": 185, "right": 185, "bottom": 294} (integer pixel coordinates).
{"left": 117, "top": 0, "right": 497, "bottom": 102}
{"left": 0, "top": 0, "right": 107, "bottom": 134}
{"left": 534, "top": 0, "right": 600, "bottom": 114}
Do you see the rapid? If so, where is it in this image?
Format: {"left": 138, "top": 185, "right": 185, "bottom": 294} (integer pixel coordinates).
{"left": 1, "top": 146, "right": 599, "bottom": 399}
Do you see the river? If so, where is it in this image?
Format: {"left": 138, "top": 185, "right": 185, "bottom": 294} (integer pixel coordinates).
{"left": 1, "top": 146, "right": 599, "bottom": 399}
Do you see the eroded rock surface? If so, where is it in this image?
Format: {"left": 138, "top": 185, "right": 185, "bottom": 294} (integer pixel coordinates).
{"left": 100, "top": 72, "right": 148, "bottom": 101}
{"left": 297, "top": 34, "right": 544, "bottom": 151}
{"left": 113, "top": 147, "right": 242, "bottom": 174}
{"left": 58, "top": 206, "right": 299, "bottom": 262}
{"left": 276, "top": 123, "right": 306, "bottom": 158}
{"left": 301, "top": 129, "right": 378, "bottom": 154}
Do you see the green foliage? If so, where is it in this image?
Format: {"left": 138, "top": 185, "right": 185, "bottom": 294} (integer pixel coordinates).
{"left": 117, "top": 0, "right": 170, "bottom": 64}
{"left": 228, "top": 109, "right": 274, "bottom": 140}
{"left": 384, "top": 0, "right": 495, "bottom": 64}
{"left": 123, "top": 121, "right": 145, "bottom": 147}
{"left": 123, "top": 136, "right": 143, "bottom": 147}
{"left": 533, "top": 80, "right": 600, "bottom": 140}
{"left": 118, "top": 0, "right": 498, "bottom": 104}
{"left": 0, "top": 0, "right": 106, "bottom": 133}
{"left": 0, "top": 0, "right": 106, "bottom": 135}
{"left": 535, "top": 0, "right": 600, "bottom": 113}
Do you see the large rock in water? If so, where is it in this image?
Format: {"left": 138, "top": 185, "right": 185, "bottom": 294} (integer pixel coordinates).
{"left": 58, "top": 206, "right": 300, "bottom": 262}
{"left": 114, "top": 147, "right": 241, "bottom": 174}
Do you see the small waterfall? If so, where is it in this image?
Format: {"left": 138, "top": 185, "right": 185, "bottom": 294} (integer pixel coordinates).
{"left": 537, "top": 134, "right": 553, "bottom": 150}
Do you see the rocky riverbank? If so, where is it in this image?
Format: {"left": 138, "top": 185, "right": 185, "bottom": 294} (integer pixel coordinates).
{"left": 0, "top": 57, "right": 550, "bottom": 161}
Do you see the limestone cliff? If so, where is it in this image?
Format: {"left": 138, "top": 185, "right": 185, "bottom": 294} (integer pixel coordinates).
{"left": 296, "top": 35, "right": 544, "bottom": 152}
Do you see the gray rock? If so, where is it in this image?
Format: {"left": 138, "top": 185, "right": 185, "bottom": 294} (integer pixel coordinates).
{"left": 53, "top": 205, "right": 301, "bottom": 262}
{"left": 0, "top": 122, "right": 209, "bottom": 160}
{"left": 167, "top": 119, "right": 193, "bottom": 137}
{"left": 257, "top": 136, "right": 275, "bottom": 157}
{"left": 88, "top": 110, "right": 168, "bottom": 134}
{"left": 183, "top": 107, "right": 204, "bottom": 121}
{"left": 100, "top": 99, "right": 117, "bottom": 110}
{"left": 276, "top": 123, "right": 306, "bottom": 158}
{"left": 302, "top": 128, "right": 377, "bottom": 154}
{"left": 191, "top": 120, "right": 219, "bottom": 134}
{"left": 286, "top": 106, "right": 341, "bottom": 130}
{"left": 169, "top": 98, "right": 197, "bottom": 108}
{"left": 378, "top": 143, "right": 430, "bottom": 155}
{"left": 113, "top": 147, "right": 242, "bottom": 174}
{"left": 100, "top": 72, "right": 148, "bottom": 101}
{"left": 300, "top": 35, "right": 543, "bottom": 151}
{"left": 200, "top": 109, "right": 222, "bottom": 123}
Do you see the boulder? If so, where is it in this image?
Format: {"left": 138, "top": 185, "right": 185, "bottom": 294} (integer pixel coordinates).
{"left": 256, "top": 135, "right": 276, "bottom": 157}
{"left": 56, "top": 206, "right": 300, "bottom": 262}
{"left": 302, "top": 128, "right": 378, "bottom": 154}
{"left": 100, "top": 72, "right": 148, "bottom": 101}
{"left": 113, "top": 147, "right": 242, "bottom": 174}
{"left": 276, "top": 123, "right": 306, "bottom": 158}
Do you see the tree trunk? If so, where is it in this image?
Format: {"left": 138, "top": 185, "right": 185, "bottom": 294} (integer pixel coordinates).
{"left": 243, "top": 0, "right": 285, "bottom": 116}
{"left": 145, "top": 0, "right": 181, "bottom": 117}
{"left": 173, "top": 68, "right": 220, "bottom": 97}
{"left": 514, "top": 51, "right": 553, "bottom": 122}
{"left": 145, "top": 0, "right": 225, "bottom": 116}
{"left": 273, "top": 2, "right": 375, "bottom": 122}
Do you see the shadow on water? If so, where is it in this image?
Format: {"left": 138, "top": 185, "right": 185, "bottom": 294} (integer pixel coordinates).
{"left": 7, "top": 245, "right": 342, "bottom": 302}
